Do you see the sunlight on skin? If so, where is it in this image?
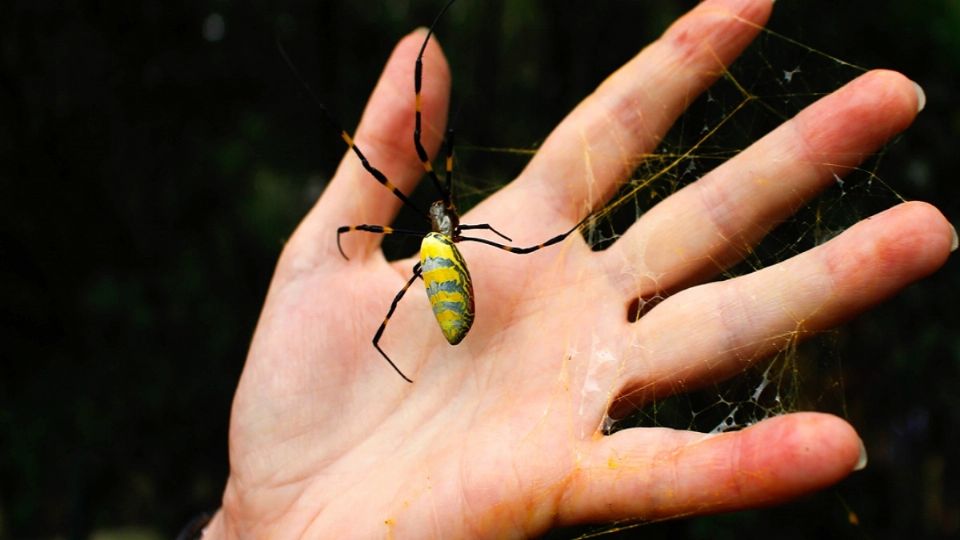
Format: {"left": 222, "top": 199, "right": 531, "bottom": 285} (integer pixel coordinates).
{"left": 200, "top": 0, "right": 954, "bottom": 537}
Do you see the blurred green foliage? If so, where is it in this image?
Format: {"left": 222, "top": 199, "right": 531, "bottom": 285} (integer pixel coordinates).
{"left": 0, "top": 1, "right": 957, "bottom": 538}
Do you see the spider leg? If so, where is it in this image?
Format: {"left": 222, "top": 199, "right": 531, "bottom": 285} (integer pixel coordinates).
{"left": 373, "top": 262, "right": 423, "bottom": 383}
{"left": 444, "top": 128, "right": 454, "bottom": 200}
{"left": 458, "top": 217, "right": 590, "bottom": 254}
{"left": 414, "top": 0, "right": 458, "bottom": 206}
{"left": 344, "top": 138, "right": 428, "bottom": 219}
{"left": 276, "top": 40, "right": 428, "bottom": 220}
{"left": 336, "top": 225, "right": 428, "bottom": 260}
{"left": 457, "top": 223, "right": 513, "bottom": 242}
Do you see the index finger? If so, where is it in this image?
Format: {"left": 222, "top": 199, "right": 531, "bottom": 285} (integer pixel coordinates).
{"left": 468, "top": 0, "right": 771, "bottom": 235}
{"left": 283, "top": 29, "right": 451, "bottom": 270}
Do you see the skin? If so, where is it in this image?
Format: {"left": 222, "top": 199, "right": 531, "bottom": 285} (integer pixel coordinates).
{"left": 203, "top": 0, "right": 955, "bottom": 537}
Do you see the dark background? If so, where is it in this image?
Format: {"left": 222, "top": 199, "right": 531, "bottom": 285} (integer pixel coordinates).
{"left": 1, "top": 1, "right": 958, "bottom": 538}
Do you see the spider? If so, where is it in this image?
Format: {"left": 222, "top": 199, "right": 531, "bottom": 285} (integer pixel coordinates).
{"left": 320, "top": 0, "right": 585, "bottom": 382}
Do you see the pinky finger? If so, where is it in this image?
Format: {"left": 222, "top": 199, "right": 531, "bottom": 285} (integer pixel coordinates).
{"left": 558, "top": 413, "right": 862, "bottom": 525}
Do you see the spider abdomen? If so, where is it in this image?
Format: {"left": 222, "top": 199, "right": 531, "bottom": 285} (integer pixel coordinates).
{"left": 420, "top": 232, "right": 475, "bottom": 345}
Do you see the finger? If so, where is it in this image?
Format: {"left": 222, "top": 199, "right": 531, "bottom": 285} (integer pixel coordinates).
{"left": 558, "top": 413, "right": 861, "bottom": 524}
{"left": 620, "top": 202, "right": 952, "bottom": 403}
{"left": 288, "top": 29, "right": 451, "bottom": 265}
{"left": 470, "top": 0, "right": 772, "bottom": 234}
{"left": 606, "top": 70, "right": 923, "bottom": 300}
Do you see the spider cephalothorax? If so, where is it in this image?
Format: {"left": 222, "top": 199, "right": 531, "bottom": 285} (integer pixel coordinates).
{"left": 428, "top": 200, "right": 459, "bottom": 238}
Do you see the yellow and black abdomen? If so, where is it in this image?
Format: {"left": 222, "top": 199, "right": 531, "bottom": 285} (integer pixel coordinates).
{"left": 420, "top": 232, "right": 475, "bottom": 345}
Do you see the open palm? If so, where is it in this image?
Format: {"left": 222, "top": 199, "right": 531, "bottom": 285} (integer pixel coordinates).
{"left": 204, "top": 0, "right": 953, "bottom": 537}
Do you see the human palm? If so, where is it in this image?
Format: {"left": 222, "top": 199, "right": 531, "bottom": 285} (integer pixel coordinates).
{"left": 204, "top": 0, "right": 953, "bottom": 537}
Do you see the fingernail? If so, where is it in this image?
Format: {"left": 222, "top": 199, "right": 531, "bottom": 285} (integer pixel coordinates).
{"left": 950, "top": 224, "right": 958, "bottom": 253}
{"left": 853, "top": 438, "right": 868, "bottom": 471}
{"left": 913, "top": 81, "right": 926, "bottom": 113}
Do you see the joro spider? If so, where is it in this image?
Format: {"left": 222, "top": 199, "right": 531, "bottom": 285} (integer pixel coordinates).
{"left": 325, "top": 0, "right": 586, "bottom": 383}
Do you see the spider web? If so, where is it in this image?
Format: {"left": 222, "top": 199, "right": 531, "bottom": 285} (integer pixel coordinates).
{"left": 449, "top": 14, "right": 893, "bottom": 426}
{"left": 425, "top": 2, "right": 906, "bottom": 538}
{"left": 589, "top": 27, "right": 885, "bottom": 438}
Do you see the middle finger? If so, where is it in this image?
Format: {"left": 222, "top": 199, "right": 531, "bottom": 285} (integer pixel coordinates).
{"left": 464, "top": 0, "right": 772, "bottom": 236}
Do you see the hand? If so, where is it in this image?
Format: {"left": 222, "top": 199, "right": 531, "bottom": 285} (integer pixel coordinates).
{"left": 204, "top": 0, "right": 953, "bottom": 537}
